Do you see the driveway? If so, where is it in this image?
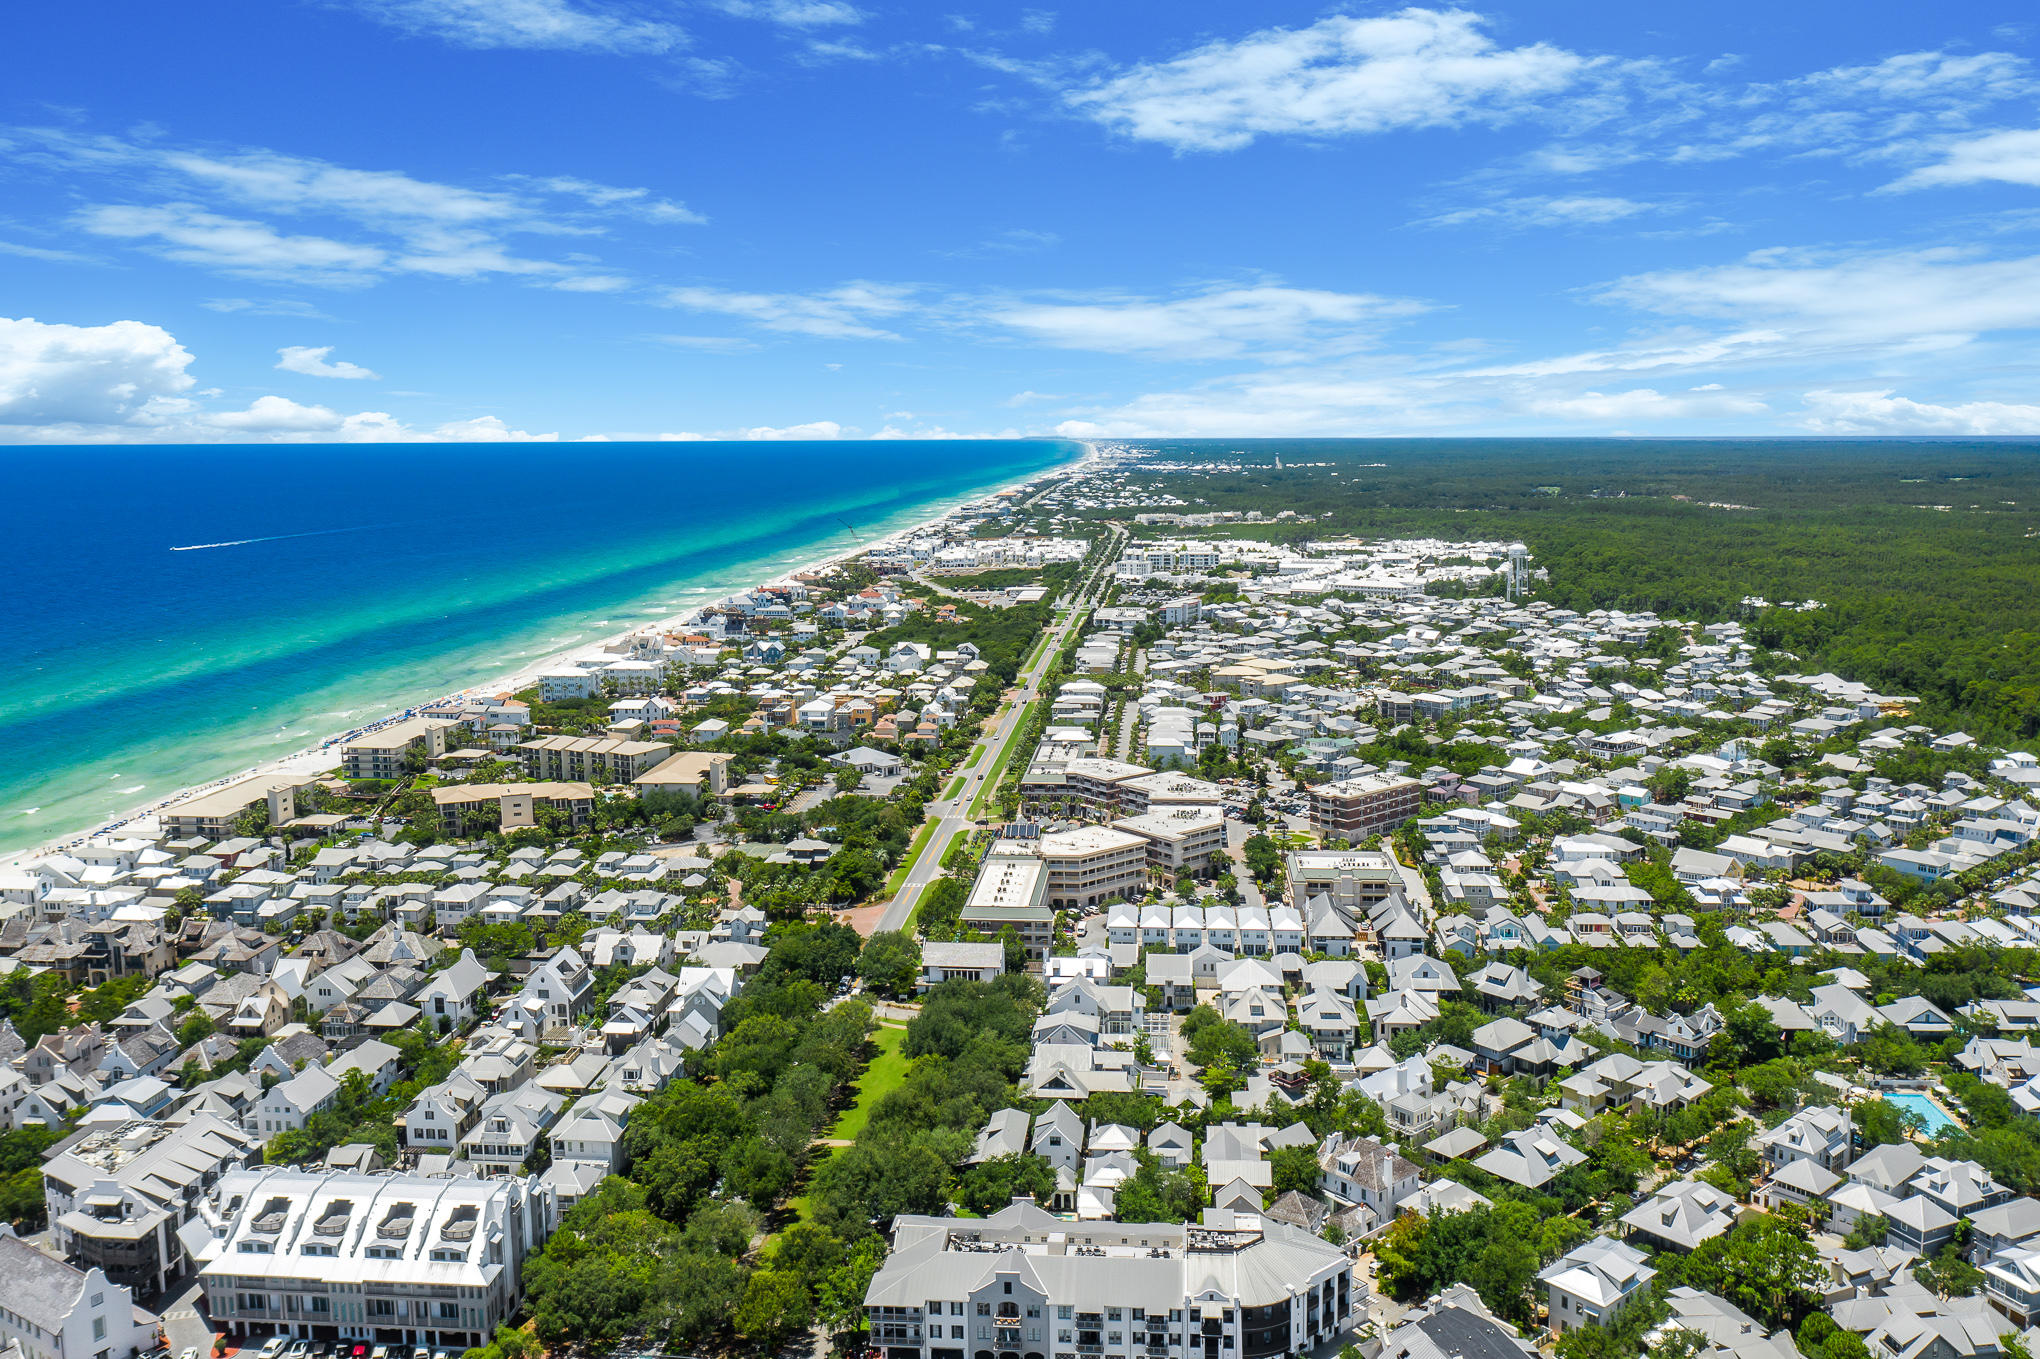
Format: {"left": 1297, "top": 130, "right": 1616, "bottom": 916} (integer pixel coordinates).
{"left": 158, "top": 1276, "right": 217, "bottom": 1359}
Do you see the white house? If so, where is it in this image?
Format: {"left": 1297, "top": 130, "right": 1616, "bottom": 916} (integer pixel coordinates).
{"left": 0, "top": 1226, "right": 156, "bottom": 1359}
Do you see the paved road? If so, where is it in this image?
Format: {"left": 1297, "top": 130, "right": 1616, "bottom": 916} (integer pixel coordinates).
{"left": 871, "top": 527, "right": 1124, "bottom": 934}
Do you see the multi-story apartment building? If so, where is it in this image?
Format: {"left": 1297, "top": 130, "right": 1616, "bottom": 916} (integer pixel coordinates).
{"left": 962, "top": 854, "right": 1054, "bottom": 971}
{"left": 1038, "top": 827, "right": 1150, "bottom": 909}
{"left": 429, "top": 783, "right": 593, "bottom": 836}
{"left": 191, "top": 1167, "right": 553, "bottom": 1352}
{"left": 1307, "top": 775, "right": 1422, "bottom": 842}
{"left": 1023, "top": 758, "right": 1156, "bottom": 819}
{"left": 163, "top": 779, "right": 301, "bottom": 841}
{"left": 1113, "top": 809, "right": 1227, "bottom": 879}
{"left": 514, "top": 736, "right": 670, "bottom": 784}
{"left": 864, "top": 1200, "right": 1355, "bottom": 1359}
{"left": 43, "top": 1115, "right": 262, "bottom": 1296}
{"left": 1284, "top": 851, "right": 1404, "bottom": 913}
{"left": 341, "top": 719, "right": 453, "bottom": 781}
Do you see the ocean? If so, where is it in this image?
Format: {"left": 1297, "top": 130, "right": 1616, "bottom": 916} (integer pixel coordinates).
{"left": 0, "top": 438, "right": 1080, "bottom": 858}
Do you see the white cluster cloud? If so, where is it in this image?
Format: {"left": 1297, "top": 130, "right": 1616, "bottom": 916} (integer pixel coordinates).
{"left": 1800, "top": 389, "right": 2040, "bottom": 434}
{"left": 276, "top": 346, "right": 381, "bottom": 379}
{"left": 1893, "top": 127, "right": 2040, "bottom": 190}
{"left": 1064, "top": 9, "right": 1586, "bottom": 152}
{"left": 0, "top": 315, "right": 550, "bottom": 443}
{"left": 0, "top": 315, "right": 198, "bottom": 429}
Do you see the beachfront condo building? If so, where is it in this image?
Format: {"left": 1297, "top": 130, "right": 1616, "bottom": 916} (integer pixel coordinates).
{"left": 514, "top": 736, "right": 671, "bottom": 785}
{"left": 341, "top": 719, "right": 454, "bottom": 781}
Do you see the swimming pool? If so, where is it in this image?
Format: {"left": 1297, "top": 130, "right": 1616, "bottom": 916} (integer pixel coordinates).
{"left": 1883, "top": 1090, "right": 1958, "bottom": 1135}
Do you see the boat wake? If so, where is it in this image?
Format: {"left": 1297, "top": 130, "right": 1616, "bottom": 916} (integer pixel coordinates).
{"left": 170, "top": 524, "right": 388, "bottom": 552}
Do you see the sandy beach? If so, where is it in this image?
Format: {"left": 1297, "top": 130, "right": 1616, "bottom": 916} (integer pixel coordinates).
{"left": 7, "top": 444, "right": 1096, "bottom": 868}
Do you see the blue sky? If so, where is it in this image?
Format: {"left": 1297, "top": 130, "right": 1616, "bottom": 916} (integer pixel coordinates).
{"left": 6, "top": 0, "right": 2040, "bottom": 441}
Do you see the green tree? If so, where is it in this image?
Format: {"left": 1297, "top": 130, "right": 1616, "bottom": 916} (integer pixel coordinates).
{"left": 1270, "top": 1144, "right": 1321, "bottom": 1198}
{"left": 1681, "top": 1214, "right": 1820, "bottom": 1330}
{"left": 734, "top": 1268, "right": 813, "bottom": 1345}
{"left": 857, "top": 930, "right": 922, "bottom": 997}
{"left": 959, "top": 1153, "right": 1057, "bottom": 1214}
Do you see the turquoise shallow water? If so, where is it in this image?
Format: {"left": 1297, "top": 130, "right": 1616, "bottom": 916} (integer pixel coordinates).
{"left": 0, "top": 439, "right": 1080, "bottom": 857}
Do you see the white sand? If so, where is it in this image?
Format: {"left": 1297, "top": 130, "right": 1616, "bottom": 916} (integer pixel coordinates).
{"left": 10, "top": 446, "right": 1097, "bottom": 867}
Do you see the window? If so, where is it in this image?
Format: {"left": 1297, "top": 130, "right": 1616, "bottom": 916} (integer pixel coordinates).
{"left": 92, "top": 1320, "right": 106, "bottom": 1342}
{"left": 929, "top": 1303, "right": 943, "bottom": 1316}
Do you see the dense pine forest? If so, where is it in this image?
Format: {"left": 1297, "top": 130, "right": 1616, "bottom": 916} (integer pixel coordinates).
{"left": 1098, "top": 440, "right": 2040, "bottom": 742}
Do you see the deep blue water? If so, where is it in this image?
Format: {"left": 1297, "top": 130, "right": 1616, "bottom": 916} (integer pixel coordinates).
{"left": 0, "top": 439, "right": 1079, "bottom": 855}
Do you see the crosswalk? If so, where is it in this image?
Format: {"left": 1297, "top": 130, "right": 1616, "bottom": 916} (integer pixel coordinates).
{"left": 163, "top": 1309, "right": 201, "bottom": 1323}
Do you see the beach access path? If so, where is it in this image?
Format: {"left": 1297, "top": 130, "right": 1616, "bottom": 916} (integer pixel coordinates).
{"left": 869, "top": 523, "right": 1124, "bottom": 936}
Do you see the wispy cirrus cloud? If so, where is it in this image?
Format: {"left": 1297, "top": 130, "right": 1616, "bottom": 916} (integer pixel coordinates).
{"left": 1420, "top": 194, "right": 1664, "bottom": 230}
{"left": 661, "top": 276, "right": 1426, "bottom": 360}
{"left": 710, "top": 0, "right": 863, "bottom": 28}
{"left": 661, "top": 282, "right": 920, "bottom": 339}
{"left": 2, "top": 126, "right": 702, "bottom": 290}
{"left": 980, "top": 283, "right": 1425, "bottom": 360}
{"left": 76, "top": 204, "right": 391, "bottom": 287}
{"left": 340, "top": 0, "right": 684, "bottom": 53}
{"left": 1595, "top": 244, "right": 2040, "bottom": 346}
{"left": 203, "top": 298, "right": 338, "bottom": 320}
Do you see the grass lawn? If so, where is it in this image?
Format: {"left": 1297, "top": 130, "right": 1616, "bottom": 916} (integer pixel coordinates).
{"left": 884, "top": 819, "right": 940, "bottom": 896}
{"left": 787, "top": 1022, "right": 912, "bottom": 1223}
{"left": 964, "top": 746, "right": 984, "bottom": 768}
{"left": 943, "top": 776, "right": 965, "bottom": 800}
{"left": 827, "top": 1022, "right": 910, "bottom": 1142}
